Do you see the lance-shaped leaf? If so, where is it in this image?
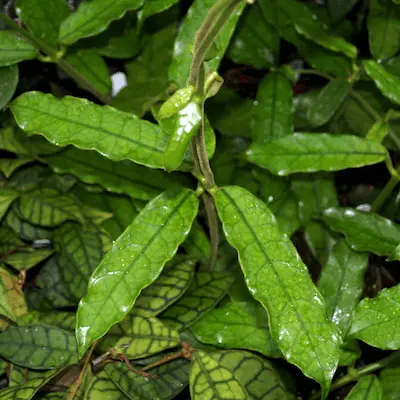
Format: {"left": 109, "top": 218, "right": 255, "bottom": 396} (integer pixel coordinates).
{"left": 349, "top": 283, "right": 400, "bottom": 349}
{"left": 10, "top": 92, "right": 170, "bottom": 169}
{"left": 0, "top": 65, "right": 19, "bottom": 110}
{"left": 323, "top": 207, "right": 400, "bottom": 256}
{"left": 212, "top": 350, "right": 295, "bottom": 399}
{"left": 54, "top": 222, "right": 104, "bottom": 301}
{"left": 0, "top": 157, "right": 33, "bottom": 178}
{"left": 380, "top": 368, "right": 400, "bottom": 400}
{"left": 18, "top": 188, "right": 84, "bottom": 227}
{"left": 216, "top": 186, "right": 340, "bottom": 396}
{"left": 85, "top": 371, "right": 127, "bottom": 400}
{"left": 190, "top": 350, "right": 246, "bottom": 400}
{"left": 76, "top": 188, "right": 198, "bottom": 357}
{"left": 191, "top": 301, "right": 280, "bottom": 358}
{"left": 307, "top": 79, "right": 350, "bottom": 127}
{"left": 0, "top": 369, "right": 58, "bottom": 400}
{"left": 133, "top": 259, "right": 195, "bottom": 317}
{"left": 0, "top": 324, "right": 78, "bottom": 369}
{"left": 100, "top": 315, "right": 180, "bottom": 359}
{"left": 0, "top": 274, "right": 15, "bottom": 320}
{"left": 65, "top": 51, "right": 111, "bottom": 96}
{"left": 368, "top": 0, "right": 400, "bottom": 60}
{"left": 318, "top": 240, "right": 368, "bottom": 335}
{"left": 160, "top": 272, "right": 234, "bottom": 331}
{"left": 59, "top": 0, "right": 144, "bottom": 45}
{"left": 0, "top": 189, "right": 19, "bottom": 221}
{"left": 15, "top": 0, "right": 71, "bottom": 48}
{"left": 344, "top": 376, "right": 382, "bottom": 400}
{"left": 105, "top": 358, "right": 189, "bottom": 400}
{"left": 168, "top": 0, "right": 245, "bottom": 87}
{"left": 364, "top": 60, "right": 400, "bottom": 106}
{"left": 4, "top": 248, "right": 54, "bottom": 271}
{"left": 251, "top": 70, "right": 293, "bottom": 143}
{"left": 247, "top": 133, "right": 387, "bottom": 175}
{"left": 0, "top": 31, "right": 37, "bottom": 67}
{"left": 44, "top": 147, "right": 180, "bottom": 201}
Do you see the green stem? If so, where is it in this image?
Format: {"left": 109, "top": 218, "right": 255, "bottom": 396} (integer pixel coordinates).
{"left": 0, "top": 12, "right": 111, "bottom": 104}
{"left": 371, "top": 173, "right": 400, "bottom": 213}
{"left": 202, "top": 193, "right": 219, "bottom": 270}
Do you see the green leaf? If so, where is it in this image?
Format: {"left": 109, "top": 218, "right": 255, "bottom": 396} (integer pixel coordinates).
{"left": 344, "top": 376, "right": 382, "bottom": 400}
{"left": 364, "top": 60, "right": 400, "bottom": 106}
{"left": 15, "top": 0, "right": 71, "bottom": 48}
{"left": 388, "top": 243, "right": 400, "bottom": 261}
{"left": 0, "top": 157, "right": 33, "bottom": 178}
{"left": 133, "top": 259, "right": 195, "bottom": 317}
{"left": 247, "top": 133, "right": 387, "bottom": 175}
{"left": 20, "top": 311, "right": 76, "bottom": 332}
{"left": 339, "top": 340, "right": 361, "bottom": 367}
{"left": 328, "top": 0, "right": 359, "bottom": 22}
{"left": 212, "top": 350, "right": 295, "bottom": 399}
{"left": 76, "top": 188, "right": 198, "bottom": 357}
{"left": 85, "top": 371, "right": 127, "bottom": 400}
{"left": 44, "top": 147, "right": 181, "bottom": 201}
{"left": 54, "top": 221, "right": 104, "bottom": 301}
{"left": 191, "top": 300, "right": 280, "bottom": 358}
{"left": 366, "top": 120, "right": 390, "bottom": 143}
{"left": 216, "top": 186, "right": 340, "bottom": 396}
{"left": 380, "top": 368, "right": 400, "bottom": 399}
{"left": 59, "top": 0, "right": 145, "bottom": 45}
{"left": 4, "top": 248, "right": 54, "bottom": 271}
{"left": 0, "top": 370, "right": 58, "bottom": 400}
{"left": 10, "top": 91, "right": 170, "bottom": 169}
{"left": 100, "top": 315, "right": 180, "bottom": 359}
{"left": 368, "top": 0, "right": 400, "bottom": 60}
{"left": 0, "top": 324, "right": 78, "bottom": 369}
{"left": 323, "top": 207, "right": 400, "bottom": 256}
{"left": 168, "top": 0, "right": 245, "bottom": 87}
{"left": 0, "top": 226, "right": 23, "bottom": 255}
{"left": 138, "top": 0, "right": 180, "bottom": 25}
{"left": 183, "top": 221, "right": 211, "bottom": 265}
{"left": 160, "top": 272, "right": 234, "bottom": 331}
{"left": 0, "top": 188, "right": 19, "bottom": 221}
{"left": 8, "top": 365, "right": 43, "bottom": 387}
{"left": 0, "top": 273, "right": 15, "bottom": 320}
{"left": 105, "top": 358, "right": 189, "bottom": 400}
{"left": 0, "top": 31, "right": 37, "bottom": 67}
{"left": 0, "top": 65, "right": 18, "bottom": 110}
{"left": 349, "top": 283, "right": 400, "bottom": 349}
{"left": 306, "top": 79, "right": 350, "bottom": 127}
{"left": 189, "top": 350, "right": 246, "bottom": 400}
{"left": 318, "top": 240, "right": 368, "bottom": 335}
{"left": 18, "top": 188, "right": 84, "bottom": 226}
{"left": 251, "top": 70, "right": 293, "bottom": 143}
{"left": 65, "top": 51, "right": 111, "bottom": 96}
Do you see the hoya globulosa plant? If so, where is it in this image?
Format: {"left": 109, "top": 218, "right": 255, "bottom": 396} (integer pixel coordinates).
{"left": 0, "top": 0, "right": 400, "bottom": 398}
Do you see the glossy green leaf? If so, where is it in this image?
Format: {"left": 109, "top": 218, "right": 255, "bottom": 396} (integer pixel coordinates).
{"left": 191, "top": 300, "right": 280, "bottom": 358}
{"left": 247, "top": 133, "right": 387, "bottom": 175}
{"left": 368, "top": 0, "right": 400, "bottom": 60}
{"left": 328, "top": 0, "right": 359, "bottom": 22}
{"left": 139, "top": 0, "right": 180, "bottom": 25}
{"left": 85, "top": 371, "right": 128, "bottom": 400}
{"left": 16, "top": 0, "right": 71, "bottom": 48}
{"left": 160, "top": 272, "right": 234, "bottom": 331}
{"left": 133, "top": 259, "right": 195, "bottom": 317}
{"left": 105, "top": 358, "right": 189, "bottom": 400}
{"left": 183, "top": 221, "right": 211, "bottom": 265}
{"left": 305, "top": 221, "right": 337, "bottom": 266}
{"left": 0, "top": 31, "right": 37, "bottom": 67}
{"left": 380, "top": 368, "right": 400, "bottom": 399}
{"left": 0, "top": 273, "right": 15, "bottom": 320}
{"left": 0, "top": 370, "right": 58, "bottom": 400}
{"left": 168, "top": 0, "right": 245, "bottom": 87}
{"left": 367, "top": 120, "right": 390, "bottom": 143}
{"left": 388, "top": 243, "right": 400, "bottom": 261}
{"left": 216, "top": 186, "right": 340, "bottom": 395}
{"left": 0, "top": 157, "right": 33, "bottom": 178}
{"left": 251, "top": 70, "right": 293, "bottom": 143}
{"left": 11, "top": 91, "right": 170, "bottom": 169}
{"left": 59, "top": 0, "right": 144, "bottom": 45}
{"left": 65, "top": 51, "right": 111, "bottom": 96}
{"left": 18, "top": 188, "right": 84, "bottom": 226}
{"left": 0, "top": 324, "right": 78, "bottom": 369}
{"left": 76, "top": 188, "right": 198, "bottom": 357}
{"left": 307, "top": 79, "right": 350, "bottom": 127}
{"left": 349, "top": 283, "right": 400, "bottom": 349}
{"left": 0, "top": 188, "right": 19, "bottom": 221}
{"left": 4, "top": 248, "right": 53, "bottom": 271}
{"left": 364, "top": 60, "right": 400, "bottom": 106}
{"left": 339, "top": 340, "right": 361, "bottom": 367}
{"left": 345, "top": 376, "right": 382, "bottom": 400}
{"left": 212, "top": 350, "right": 295, "bottom": 399}
{"left": 318, "top": 240, "right": 368, "bottom": 335}
{"left": 323, "top": 207, "right": 400, "bottom": 256}
{"left": 190, "top": 350, "right": 246, "bottom": 400}
{"left": 0, "top": 65, "right": 18, "bottom": 110}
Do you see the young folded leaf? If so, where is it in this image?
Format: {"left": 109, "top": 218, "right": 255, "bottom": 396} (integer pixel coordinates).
{"left": 216, "top": 186, "right": 340, "bottom": 397}
{"left": 247, "top": 133, "right": 387, "bottom": 175}
{"left": 76, "top": 188, "right": 198, "bottom": 357}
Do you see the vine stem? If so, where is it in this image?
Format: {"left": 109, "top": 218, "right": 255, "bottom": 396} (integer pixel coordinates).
{"left": 0, "top": 12, "right": 111, "bottom": 104}
{"left": 310, "top": 350, "right": 400, "bottom": 400}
